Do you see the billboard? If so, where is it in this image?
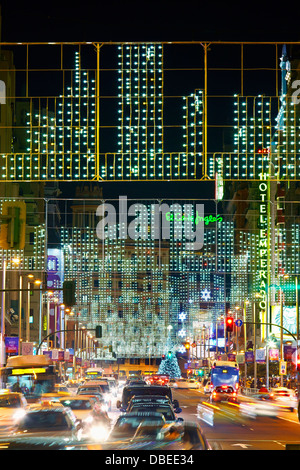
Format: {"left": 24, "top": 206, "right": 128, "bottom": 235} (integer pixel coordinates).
{"left": 271, "top": 306, "right": 297, "bottom": 338}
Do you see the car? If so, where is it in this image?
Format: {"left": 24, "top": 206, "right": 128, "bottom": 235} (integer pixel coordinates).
{"left": 107, "top": 412, "right": 166, "bottom": 441}
{"left": 117, "top": 384, "right": 173, "bottom": 411}
{"left": 202, "top": 380, "right": 212, "bottom": 394}
{"left": 54, "top": 384, "right": 72, "bottom": 396}
{"left": 127, "top": 395, "right": 182, "bottom": 414}
{"left": 57, "top": 396, "right": 96, "bottom": 421}
{"left": 77, "top": 384, "right": 112, "bottom": 411}
{"left": 104, "top": 377, "right": 118, "bottom": 397}
{"left": 239, "top": 393, "right": 279, "bottom": 418}
{"left": 10, "top": 402, "right": 83, "bottom": 440}
{"left": 270, "top": 387, "right": 297, "bottom": 411}
{"left": 210, "top": 385, "right": 237, "bottom": 403}
{"left": 76, "top": 390, "right": 111, "bottom": 412}
{"left": 172, "top": 378, "right": 200, "bottom": 389}
{"left": 186, "top": 378, "right": 200, "bottom": 389}
{"left": 103, "top": 420, "right": 211, "bottom": 450}
{"left": 172, "top": 378, "right": 190, "bottom": 389}
{"left": 145, "top": 375, "right": 170, "bottom": 386}
{"left": 0, "top": 390, "right": 28, "bottom": 425}
{"left": 132, "top": 421, "right": 211, "bottom": 450}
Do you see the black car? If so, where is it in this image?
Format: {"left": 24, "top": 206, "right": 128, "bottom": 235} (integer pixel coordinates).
{"left": 117, "top": 385, "right": 175, "bottom": 411}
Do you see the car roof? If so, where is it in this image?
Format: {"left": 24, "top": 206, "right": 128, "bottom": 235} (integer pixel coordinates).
{"left": 125, "top": 384, "right": 170, "bottom": 390}
{"left": 27, "top": 403, "right": 66, "bottom": 411}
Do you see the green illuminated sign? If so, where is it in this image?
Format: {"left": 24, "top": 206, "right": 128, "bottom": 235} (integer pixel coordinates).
{"left": 165, "top": 211, "right": 223, "bottom": 226}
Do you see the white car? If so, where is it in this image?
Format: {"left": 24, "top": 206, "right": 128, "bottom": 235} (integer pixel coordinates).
{"left": 172, "top": 378, "right": 200, "bottom": 389}
{"left": 270, "top": 387, "right": 297, "bottom": 411}
{"left": 239, "top": 394, "right": 279, "bottom": 418}
{"left": 186, "top": 378, "right": 200, "bottom": 389}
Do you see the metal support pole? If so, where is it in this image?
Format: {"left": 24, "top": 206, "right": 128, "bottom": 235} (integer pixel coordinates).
{"left": 18, "top": 275, "right": 22, "bottom": 353}
{"left": 1, "top": 258, "right": 6, "bottom": 367}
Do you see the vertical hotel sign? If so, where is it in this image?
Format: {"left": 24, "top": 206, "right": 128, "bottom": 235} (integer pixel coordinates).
{"left": 258, "top": 173, "right": 268, "bottom": 335}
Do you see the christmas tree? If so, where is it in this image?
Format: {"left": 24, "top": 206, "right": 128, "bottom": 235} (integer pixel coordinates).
{"left": 158, "top": 334, "right": 181, "bottom": 378}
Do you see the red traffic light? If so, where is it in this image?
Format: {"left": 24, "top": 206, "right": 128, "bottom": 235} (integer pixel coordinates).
{"left": 226, "top": 317, "right": 234, "bottom": 332}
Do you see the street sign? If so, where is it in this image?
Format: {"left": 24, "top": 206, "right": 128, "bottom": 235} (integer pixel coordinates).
{"left": 235, "top": 319, "right": 243, "bottom": 327}
{"left": 279, "top": 360, "right": 287, "bottom": 375}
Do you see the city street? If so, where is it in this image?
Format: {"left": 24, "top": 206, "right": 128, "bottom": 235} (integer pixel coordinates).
{"left": 171, "top": 389, "right": 300, "bottom": 450}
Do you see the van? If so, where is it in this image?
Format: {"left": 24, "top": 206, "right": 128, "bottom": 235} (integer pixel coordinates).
{"left": 116, "top": 384, "right": 175, "bottom": 411}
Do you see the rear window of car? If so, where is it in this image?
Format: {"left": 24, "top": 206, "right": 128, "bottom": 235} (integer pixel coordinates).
{"left": 129, "top": 405, "right": 175, "bottom": 421}
{"left": 0, "top": 395, "right": 21, "bottom": 407}
{"left": 215, "top": 386, "right": 234, "bottom": 393}
{"left": 60, "top": 399, "right": 93, "bottom": 410}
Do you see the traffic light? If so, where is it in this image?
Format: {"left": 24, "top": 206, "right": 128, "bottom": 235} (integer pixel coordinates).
{"left": 226, "top": 317, "right": 234, "bottom": 333}
{"left": 184, "top": 342, "right": 190, "bottom": 350}
{"left": 162, "top": 354, "right": 166, "bottom": 360}
{"left": 63, "top": 280, "right": 76, "bottom": 307}
{"left": 0, "top": 201, "right": 26, "bottom": 249}
{"left": 95, "top": 325, "right": 102, "bottom": 338}
{"left": 167, "top": 351, "right": 173, "bottom": 359}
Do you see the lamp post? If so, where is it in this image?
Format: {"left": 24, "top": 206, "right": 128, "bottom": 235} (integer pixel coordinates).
{"left": 243, "top": 300, "right": 249, "bottom": 383}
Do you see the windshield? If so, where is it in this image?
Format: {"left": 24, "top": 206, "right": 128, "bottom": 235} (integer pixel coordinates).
{"left": 17, "top": 411, "right": 69, "bottom": 431}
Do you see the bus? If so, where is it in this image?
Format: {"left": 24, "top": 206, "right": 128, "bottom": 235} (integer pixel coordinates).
{"left": 84, "top": 367, "right": 104, "bottom": 380}
{"left": 2, "top": 355, "right": 57, "bottom": 401}
{"left": 210, "top": 360, "right": 239, "bottom": 392}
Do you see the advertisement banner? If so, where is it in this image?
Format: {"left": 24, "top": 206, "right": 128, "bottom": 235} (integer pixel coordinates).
{"left": 5, "top": 337, "right": 19, "bottom": 354}
{"left": 269, "top": 348, "right": 279, "bottom": 361}
{"left": 255, "top": 349, "right": 265, "bottom": 363}
{"left": 245, "top": 351, "right": 254, "bottom": 363}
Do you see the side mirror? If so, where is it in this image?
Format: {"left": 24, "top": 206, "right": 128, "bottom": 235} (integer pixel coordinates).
{"left": 176, "top": 417, "right": 184, "bottom": 422}
{"left": 175, "top": 407, "right": 182, "bottom": 414}
{"left": 173, "top": 399, "right": 179, "bottom": 408}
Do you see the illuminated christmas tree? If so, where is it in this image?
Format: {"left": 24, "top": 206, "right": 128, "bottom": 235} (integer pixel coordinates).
{"left": 158, "top": 334, "right": 181, "bottom": 378}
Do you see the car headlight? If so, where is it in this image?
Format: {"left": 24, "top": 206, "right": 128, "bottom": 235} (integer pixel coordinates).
{"left": 13, "top": 408, "right": 27, "bottom": 422}
{"left": 89, "top": 424, "right": 108, "bottom": 441}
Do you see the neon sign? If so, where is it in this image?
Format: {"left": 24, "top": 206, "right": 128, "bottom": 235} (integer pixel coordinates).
{"left": 165, "top": 211, "right": 223, "bottom": 226}
{"left": 258, "top": 174, "right": 268, "bottom": 326}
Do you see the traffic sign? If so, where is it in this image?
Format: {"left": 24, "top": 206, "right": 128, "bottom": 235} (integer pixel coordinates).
{"left": 235, "top": 319, "right": 243, "bottom": 327}
{"left": 279, "top": 360, "right": 287, "bottom": 375}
